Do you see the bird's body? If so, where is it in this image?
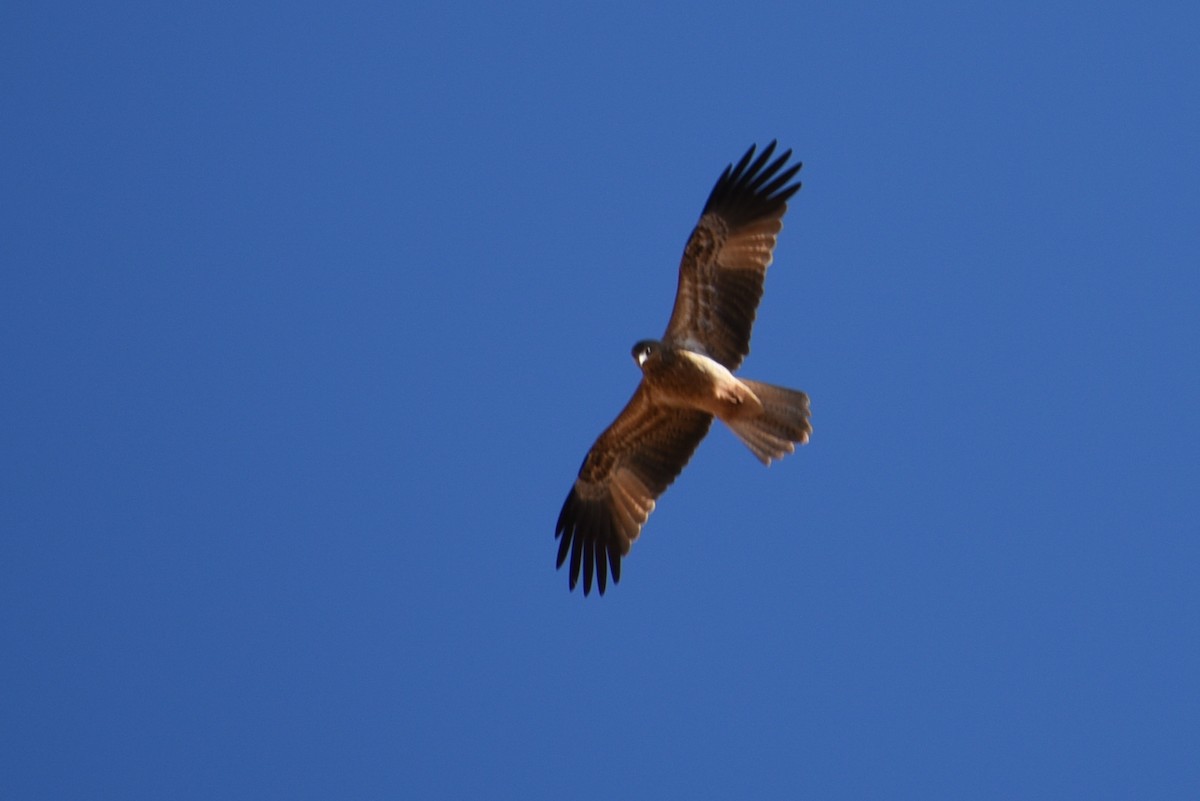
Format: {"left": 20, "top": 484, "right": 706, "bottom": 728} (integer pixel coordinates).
{"left": 556, "top": 143, "right": 812, "bottom": 595}
{"left": 635, "top": 340, "right": 757, "bottom": 418}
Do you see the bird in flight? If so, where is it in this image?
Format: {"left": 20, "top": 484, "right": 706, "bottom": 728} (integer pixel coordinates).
{"left": 555, "top": 142, "right": 812, "bottom": 596}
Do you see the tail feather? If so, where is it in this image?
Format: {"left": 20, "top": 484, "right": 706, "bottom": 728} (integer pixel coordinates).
{"left": 724, "top": 379, "right": 811, "bottom": 465}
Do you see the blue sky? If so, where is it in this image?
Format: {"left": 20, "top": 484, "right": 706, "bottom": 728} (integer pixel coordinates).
{"left": 3, "top": 1, "right": 1198, "bottom": 798}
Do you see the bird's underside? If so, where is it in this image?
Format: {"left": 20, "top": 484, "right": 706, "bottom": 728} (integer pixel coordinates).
{"left": 555, "top": 142, "right": 812, "bottom": 596}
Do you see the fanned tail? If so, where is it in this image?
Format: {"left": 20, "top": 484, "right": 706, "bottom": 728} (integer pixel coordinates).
{"left": 723, "top": 380, "right": 811, "bottom": 465}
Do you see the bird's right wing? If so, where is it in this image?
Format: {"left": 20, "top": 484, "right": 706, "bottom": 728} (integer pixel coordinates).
{"left": 556, "top": 384, "right": 712, "bottom": 596}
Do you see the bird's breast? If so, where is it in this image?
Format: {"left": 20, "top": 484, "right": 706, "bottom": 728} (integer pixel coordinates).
{"left": 643, "top": 348, "right": 748, "bottom": 415}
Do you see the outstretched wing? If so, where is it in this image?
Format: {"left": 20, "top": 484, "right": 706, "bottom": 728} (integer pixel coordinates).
{"left": 556, "top": 384, "right": 712, "bottom": 596}
{"left": 664, "top": 142, "right": 802, "bottom": 370}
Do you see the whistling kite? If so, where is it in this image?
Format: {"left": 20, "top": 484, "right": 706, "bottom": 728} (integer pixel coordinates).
{"left": 556, "top": 143, "right": 812, "bottom": 595}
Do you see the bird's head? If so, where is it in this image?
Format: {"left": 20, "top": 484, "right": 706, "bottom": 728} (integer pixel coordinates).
{"left": 631, "top": 339, "right": 660, "bottom": 368}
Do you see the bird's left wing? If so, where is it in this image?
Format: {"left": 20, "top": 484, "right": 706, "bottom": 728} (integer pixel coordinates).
{"left": 663, "top": 142, "right": 802, "bottom": 370}
{"left": 556, "top": 384, "right": 713, "bottom": 595}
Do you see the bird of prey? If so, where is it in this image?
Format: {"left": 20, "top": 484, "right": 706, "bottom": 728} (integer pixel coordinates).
{"left": 555, "top": 142, "right": 812, "bottom": 596}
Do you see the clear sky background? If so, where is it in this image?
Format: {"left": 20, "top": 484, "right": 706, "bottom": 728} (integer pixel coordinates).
{"left": 3, "top": 1, "right": 1198, "bottom": 798}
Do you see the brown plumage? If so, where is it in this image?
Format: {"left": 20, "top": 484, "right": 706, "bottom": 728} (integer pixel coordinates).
{"left": 555, "top": 142, "right": 812, "bottom": 596}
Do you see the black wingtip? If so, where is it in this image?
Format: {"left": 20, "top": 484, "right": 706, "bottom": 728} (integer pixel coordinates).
{"left": 702, "top": 142, "right": 803, "bottom": 227}
{"left": 555, "top": 487, "right": 620, "bottom": 597}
